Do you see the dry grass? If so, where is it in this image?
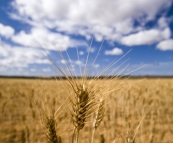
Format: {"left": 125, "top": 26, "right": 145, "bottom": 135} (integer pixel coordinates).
{"left": 0, "top": 78, "right": 173, "bottom": 143}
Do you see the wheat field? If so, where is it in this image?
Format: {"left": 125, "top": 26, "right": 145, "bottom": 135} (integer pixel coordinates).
{"left": 0, "top": 77, "right": 173, "bottom": 143}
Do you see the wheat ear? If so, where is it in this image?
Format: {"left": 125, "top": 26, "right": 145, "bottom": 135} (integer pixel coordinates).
{"left": 70, "top": 84, "right": 91, "bottom": 143}
{"left": 91, "top": 97, "right": 106, "bottom": 143}
{"left": 125, "top": 132, "right": 135, "bottom": 143}
{"left": 46, "top": 115, "right": 61, "bottom": 143}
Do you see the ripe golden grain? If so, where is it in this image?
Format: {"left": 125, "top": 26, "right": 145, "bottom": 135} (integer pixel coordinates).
{"left": 46, "top": 116, "right": 59, "bottom": 143}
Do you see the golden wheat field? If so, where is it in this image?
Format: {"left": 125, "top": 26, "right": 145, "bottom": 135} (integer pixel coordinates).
{"left": 0, "top": 78, "right": 173, "bottom": 143}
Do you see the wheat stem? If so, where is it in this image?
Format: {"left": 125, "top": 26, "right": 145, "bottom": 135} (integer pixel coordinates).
{"left": 91, "top": 127, "right": 96, "bottom": 143}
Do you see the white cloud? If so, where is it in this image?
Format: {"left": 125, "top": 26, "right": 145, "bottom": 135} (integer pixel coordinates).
{"left": 11, "top": 0, "right": 171, "bottom": 23}
{"left": 79, "top": 51, "right": 84, "bottom": 55}
{"left": 75, "top": 60, "right": 83, "bottom": 66}
{"left": 0, "top": 23, "right": 15, "bottom": 38}
{"left": 30, "top": 68, "right": 36, "bottom": 72}
{"left": 156, "top": 39, "right": 173, "bottom": 51}
{"left": 11, "top": 27, "right": 88, "bottom": 51}
{"left": 87, "top": 47, "right": 95, "bottom": 53}
{"left": 93, "top": 64, "right": 100, "bottom": 68}
{"left": 121, "top": 28, "right": 171, "bottom": 46}
{"left": 43, "top": 68, "right": 51, "bottom": 72}
{"left": 105, "top": 48, "right": 123, "bottom": 55}
{"left": 0, "top": 42, "right": 49, "bottom": 68}
{"left": 9, "top": 0, "right": 172, "bottom": 42}
{"left": 157, "top": 17, "right": 168, "bottom": 29}
{"left": 60, "top": 59, "right": 67, "bottom": 64}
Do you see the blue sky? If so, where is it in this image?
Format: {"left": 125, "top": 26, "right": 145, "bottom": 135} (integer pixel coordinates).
{"left": 0, "top": 0, "right": 173, "bottom": 77}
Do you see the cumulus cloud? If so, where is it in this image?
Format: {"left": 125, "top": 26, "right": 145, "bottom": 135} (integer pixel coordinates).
{"left": 60, "top": 59, "right": 67, "bottom": 64}
{"left": 121, "top": 28, "right": 171, "bottom": 46}
{"left": 156, "top": 39, "right": 173, "bottom": 51}
{"left": 93, "top": 64, "right": 100, "bottom": 68}
{"left": 42, "top": 68, "right": 51, "bottom": 72}
{"left": 9, "top": 0, "right": 172, "bottom": 42}
{"left": 157, "top": 17, "right": 169, "bottom": 29}
{"left": 87, "top": 47, "right": 95, "bottom": 53}
{"left": 79, "top": 51, "right": 84, "bottom": 55}
{"left": 11, "top": 27, "right": 88, "bottom": 51}
{"left": 105, "top": 48, "right": 123, "bottom": 55}
{"left": 75, "top": 60, "right": 83, "bottom": 66}
{"left": 0, "top": 42, "right": 49, "bottom": 68}
{"left": 0, "top": 23, "right": 15, "bottom": 38}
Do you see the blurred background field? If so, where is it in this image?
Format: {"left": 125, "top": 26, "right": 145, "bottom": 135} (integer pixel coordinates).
{"left": 0, "top": 78, "right": 173, "bottom": 143}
